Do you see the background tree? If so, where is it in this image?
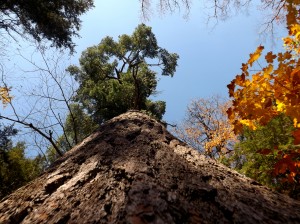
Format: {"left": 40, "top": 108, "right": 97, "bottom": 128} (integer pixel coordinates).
{"left": 225, "top": 114, "right": 300, "bottom": 198}
{"left": 174, "top": 95, "right": 237, "bottom": 159}
{"left": 0, "top": 124, "right": 42, "bottom": 199}
{"left": 227, "top": 1, "right": 300, "bottom": 187}
{"left": 0, "top": 0, "right": 94, "bottom": 52}
{"left": 68, "top": 24, "right": 178, "bottom": 123}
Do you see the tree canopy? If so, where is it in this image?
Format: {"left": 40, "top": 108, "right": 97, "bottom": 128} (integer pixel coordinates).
{"left": 0, "top": 0, "right": 94, "bottom": 51}
{"left": 227, "top": 0, "right": 300, "bottom": 185}
{"left": 68, "top": 24, "right": 178, "bottom": 123}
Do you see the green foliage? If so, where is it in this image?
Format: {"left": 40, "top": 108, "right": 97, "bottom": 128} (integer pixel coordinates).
{"left": 0, "top": 0, "right": 94, "bottom": 51}
{"left": 68, "top": 24, "right": 178, "bottom": 123}
{"left": 226, "top": 114, "right": 300, "bottom": 198}
{"left": 0, "top": 125, "right": 42, "bottom": 199}
{"left": 64, "top": 104, "right": 98, "bottom": 143}
{"left": 144, "top": 100, "right": 166, "bottom": 120}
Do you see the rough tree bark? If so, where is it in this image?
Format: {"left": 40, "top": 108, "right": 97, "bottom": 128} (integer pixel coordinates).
{"left": 0, "top": 111, "right": 300, "bottom": 223}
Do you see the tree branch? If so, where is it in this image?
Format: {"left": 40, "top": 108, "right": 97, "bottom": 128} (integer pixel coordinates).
{"left": 0, "top": 115, "right": 63, "bottom": 156}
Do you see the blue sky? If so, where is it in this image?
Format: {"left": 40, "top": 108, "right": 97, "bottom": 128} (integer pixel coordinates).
{"left": 69, "top": 0, "right": 284, "bottom": 124}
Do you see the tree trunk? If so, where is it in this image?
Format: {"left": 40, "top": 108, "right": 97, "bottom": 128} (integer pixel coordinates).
{"left": 1, "top": 111, "right": 300, "bottom": 223}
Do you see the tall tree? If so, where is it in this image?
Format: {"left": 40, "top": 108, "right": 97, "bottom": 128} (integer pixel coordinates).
{"left": 227, "top": 1, "right": 300, "bottom": 185}
{"left": 0, "top": 0, "right": 94, "bottom": 52}
{"left": 68, "top": 24, "right": 179, "bottom": 123}
{"left": 174, "top": 95, "right": 237, "bottom": 159}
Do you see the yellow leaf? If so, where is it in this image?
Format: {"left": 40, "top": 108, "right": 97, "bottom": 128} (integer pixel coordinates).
{"left": 0, "top": 87, "right": 12, "bottom": 106}
{"left": 290, "top": 24, "right": 300, "bottom": 38}
{"left": 263, "top": 64, "right": 273, "bottom": 76}
{"left": 276, "top": 99, "right": 286, "bottom": 112}
{"left": 240, "top": 119, "right": 257, "bottom": 130}
{"left": 293, "top": 118, "right": 299, "bottom": 128}
{"left": 248, "top": 45, "right": 264, "bottom": 66}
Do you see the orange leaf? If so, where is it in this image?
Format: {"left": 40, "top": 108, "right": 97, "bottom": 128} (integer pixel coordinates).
{"left": 283, "top": 51, "right": 292, "bottom": 60}
{"left": 241, "top": 63, "right": 248, "bottom": 73}
{"left": 263, "top": 98, "right": 273, "bottom": 109}
{"left": 226, "top": 107, "right": 233, "bottom": 120}
{"left": 257, "top": 148, "right": 272, "bottom": 155}
{"left": 292, "top": 129, "right": 300, "bottom": 145}
{"left": 288, "top": 172, "right": 297, "bottom": 183}
{"left": 274, "top": 158, "right": 289, "bottom": 176}
{"left": 265, "top": 52, "right": 277, "bottom": 63}
{"left": 227, "top": 80, "right": 235, "bottom": 97}
{"left": 234, "top": 74, "right": 246, "bottom": 87}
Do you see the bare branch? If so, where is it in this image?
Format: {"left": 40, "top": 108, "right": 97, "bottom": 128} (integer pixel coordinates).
{"left": 0, "top": 45, "right": 81, "bottom": 159}
{"left": 0, "top": 114, "right": 63, "bottom": 156}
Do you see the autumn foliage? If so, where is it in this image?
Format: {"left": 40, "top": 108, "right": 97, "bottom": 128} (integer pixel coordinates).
{"left": 175, "top": 96, "right": 237, "bottom": 159}
{"left": 0, "top": 87, "right": 12, "bottom": 106}
{"left": 227, "top": 1, "right": 300, "bottom": 184}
